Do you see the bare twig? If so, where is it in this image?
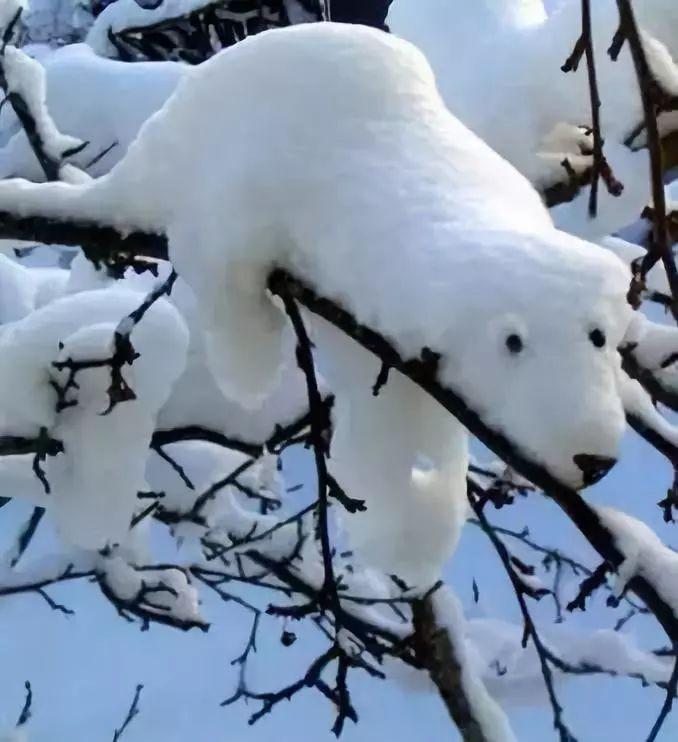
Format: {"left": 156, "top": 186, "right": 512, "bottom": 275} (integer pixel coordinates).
{"left": 112, "top": 684, "right": 143, "bottom": 742}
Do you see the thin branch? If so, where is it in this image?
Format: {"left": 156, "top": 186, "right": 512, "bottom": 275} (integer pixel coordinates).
{"left": 647, "top": 646, "right": 678, "bottom": 742}
{"left": 112, "top": 684, "right": 143, "bottom": 742}
{"left": 612, "top": 0, "right": 678, "bottom": 319}
{"left": 468, "top": 481, "right": 576, "bottom": 742}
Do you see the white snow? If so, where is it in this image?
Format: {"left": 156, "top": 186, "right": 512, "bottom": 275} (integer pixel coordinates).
{"left": 597, "top": 506, "right": 678, "bottom": 615}
{"left": 2, "top": 45, "right": 84, "bottom": 171}
{"left": 466, "top": 617, "right": 674, "bottom": 703}
{"left": 0, "top": 0, "right": 25, "bottom": 35}
{"left": 99, "top": 553, "right": 204, "bottom": 624}
{"left": 157, "top": 277, "right": 312, "bottom": 444}
{"left": 0, "top": 252, "right": 68, "bottom": 322}
{"left": 622, "top": 313, "right": 678, "bottom": 397}
{"left": 0, "top": 288, "right": 188, "bottom": 549}
{"left": 617, "top": 364, "right": 678, "bottom": 450}
{"left": 23, "top": 0, "right": 93, "bottom": 45}
{"left": 600, "top": 236, "right": 670, "bottom": 298}
{"left": 283, "top": 0, "right": 319, "bottom": 25}
{"left": 0, "top": 44, "right": 186, "bottom": 180}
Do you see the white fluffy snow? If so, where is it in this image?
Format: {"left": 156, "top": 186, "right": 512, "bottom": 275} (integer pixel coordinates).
{"left": 0, "top": 252, "right": 67, "bottom": 322}
{"left": 157, "top": 277, "right": 311, "bottom": 444}
{"left": 600, "top": 236, "right": 670, "bottom": 298}
{"left": 0, "top": 0, "right": 25, "bottom": 34}
{"left": 467, "top": 617, "right": 674, "bottom": 703}
{"left": 0, "top": 44, "right": 186, "bottom": 179}
{"left": 622, "top": 313, "right": 678, "bottom": 397}
{"left": 2, "top": 44, "right": 84, "bottom": 172}
{"left": 23, "top": 0, "right": 92, "bottom": 45}
{"left": 597, "top": 506, "right": 678, "bottom": 615}
{"left": 99, "top": 553, "right": 203, "bottom": 624}
{"left": 0, "top": 287, "right": 188, "bottom": 549}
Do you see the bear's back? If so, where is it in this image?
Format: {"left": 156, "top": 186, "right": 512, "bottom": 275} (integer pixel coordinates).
{"left": 96, "top": 22, "right": 553, "bottom": 244}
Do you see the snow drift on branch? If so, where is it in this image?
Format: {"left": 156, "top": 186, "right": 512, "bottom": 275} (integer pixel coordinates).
{"left": 0, "top": 287, "right": 188, "bottom": 548}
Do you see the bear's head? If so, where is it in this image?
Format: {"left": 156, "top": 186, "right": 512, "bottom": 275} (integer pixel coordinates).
{"left": 432, "top": 226, "right": 633, "bottom": 490}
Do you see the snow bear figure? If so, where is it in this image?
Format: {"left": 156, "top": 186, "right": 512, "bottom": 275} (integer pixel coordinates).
{"left": 0, "top": 23, "right": 634, "bottom": 581}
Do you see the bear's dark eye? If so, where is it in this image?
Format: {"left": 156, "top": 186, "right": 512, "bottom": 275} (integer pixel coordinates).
{"left": 589, "top": 328, "right": 606, "bottom": 349}
{"left": 506, "top": 334, "right": 523, "bottom": 354}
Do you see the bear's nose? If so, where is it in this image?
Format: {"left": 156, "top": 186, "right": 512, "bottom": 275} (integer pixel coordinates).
{"left": 573, "top": 454, "right": 617, "bottom": 486}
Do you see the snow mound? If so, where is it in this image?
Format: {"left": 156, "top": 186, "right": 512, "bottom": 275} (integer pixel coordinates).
{"left": 0, "top": 44, "right": 186, "bottom": 179}
{"left": 0, "top": 287, "right": 188, "bottom": 549}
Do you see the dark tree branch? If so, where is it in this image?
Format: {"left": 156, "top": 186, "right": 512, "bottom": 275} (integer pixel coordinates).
{"left": 647, "top": 646, "right": 678, "bottom": 742}
{"left": 0, "top": 210, "right": 167, "bottom": 262}
{"left": 112, "top": 684, "right": 143, "bottom": 742}
{"left": 11, "top": 506, "right": 45, "bottom": 567}
{"left": 612, "top": 0, "right": 678, "bottom": 319}
{"left": 412, "top": 594, "right": 493, "bottom": 742}
{"left": 16, "top": 680, "right": 32, "bottom": 728}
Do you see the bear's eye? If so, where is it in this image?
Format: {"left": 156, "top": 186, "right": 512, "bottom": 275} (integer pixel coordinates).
{"left": 505, "top": 334, "right": 523, "bottom": 354}
{"left": 589, "top": 328, "right": 606, "bottom": 349}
